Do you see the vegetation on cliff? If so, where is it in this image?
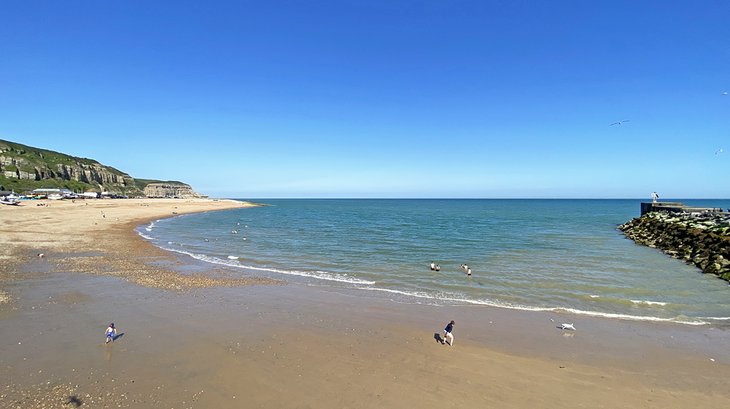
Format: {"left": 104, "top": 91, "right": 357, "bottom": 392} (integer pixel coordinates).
{"left": 133, "top": 178, "right": 187, "bottom": 191}
{"left": 0, "top": 139, "right": 197, "bottom": 197}
{"left": 0, "top": 139, "right": 137, "bottom": 194}
{"left": 619, "top": 212, "right": 730, "bottom": 281}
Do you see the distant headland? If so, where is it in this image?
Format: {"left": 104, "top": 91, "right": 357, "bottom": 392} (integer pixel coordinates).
{"left": 0, "top": 139, "right": 203, "bottom": 198}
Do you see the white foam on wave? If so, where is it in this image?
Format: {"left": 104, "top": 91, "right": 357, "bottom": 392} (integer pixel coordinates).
{"left": 137, "top": 230, "right": 154, "bottom": 240}
{"left": 551, "top": 307, "right": 706, "bottom": 325}
{"left": 137, "top": 232, "right": 714, "bottom": 327}
{"left": 630, "top": 299, "right": 668, "bottom": 306}
{"left": 359, "top": 287, "right": 709, "bottom": 326}
{"left": 157, "top": 245, "right": 376, "bottom": 285}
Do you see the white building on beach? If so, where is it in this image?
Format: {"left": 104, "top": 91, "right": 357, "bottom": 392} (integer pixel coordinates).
{"left": 31, "top": 188, "right": 75, "bottom": 198}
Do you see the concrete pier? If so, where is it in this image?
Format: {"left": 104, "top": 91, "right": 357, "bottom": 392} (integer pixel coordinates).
{"left": 640, "top": 201, "right": 724, "bottom": 216}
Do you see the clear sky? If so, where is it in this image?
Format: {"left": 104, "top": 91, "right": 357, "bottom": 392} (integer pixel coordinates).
{"left": 1, "top": 1, "right": 728, "bottom": 198}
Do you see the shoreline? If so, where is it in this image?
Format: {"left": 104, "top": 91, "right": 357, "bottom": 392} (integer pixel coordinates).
{"left": 140, "top": 210, "right": 728, "bottom": 328}
{"left": 2, "top": 199, "right": 730, "bottom": 408}
{"left": 0, "top": 198, "right": 280, "bottom": 291}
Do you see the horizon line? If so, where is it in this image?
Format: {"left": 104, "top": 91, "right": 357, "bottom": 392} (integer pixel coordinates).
{"left": 222, "top": 197, "right": 730, "bottom": 201}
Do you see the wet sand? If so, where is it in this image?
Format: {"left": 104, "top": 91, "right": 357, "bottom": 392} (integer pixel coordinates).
{"left": 0, "top": 198, "right": 277, "bottom": 290}
{"left": 1, "top": 199, "right": 730, "bottom": 408}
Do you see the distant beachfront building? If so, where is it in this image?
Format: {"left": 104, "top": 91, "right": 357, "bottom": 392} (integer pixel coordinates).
{"left": 100, "top": 191, "right": 122, "bottom": 198}
{"left": 32, "top": 188, "right": 74, "bottom": 198}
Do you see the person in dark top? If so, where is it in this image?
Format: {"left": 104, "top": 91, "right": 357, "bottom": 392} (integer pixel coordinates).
{"left": 443, "top": 320, "right": 455, "bottom": 346}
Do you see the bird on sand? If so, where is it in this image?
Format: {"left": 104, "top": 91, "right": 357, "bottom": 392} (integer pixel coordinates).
{"left": 610, "top": 120, "right": 630, "bottom": 126}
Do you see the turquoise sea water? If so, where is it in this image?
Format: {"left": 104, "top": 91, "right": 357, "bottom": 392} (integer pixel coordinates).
{"left": 139, "top": 199, "right": 730, "bottom": 326}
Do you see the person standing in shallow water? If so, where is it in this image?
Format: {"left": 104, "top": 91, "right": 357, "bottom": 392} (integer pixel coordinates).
{"left": 443, "top": 320, "right": 455, "bottom": 346}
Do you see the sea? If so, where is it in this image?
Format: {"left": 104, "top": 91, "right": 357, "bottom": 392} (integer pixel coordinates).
{"left": 138, "top": 199, "right": 730, "bottom": 326}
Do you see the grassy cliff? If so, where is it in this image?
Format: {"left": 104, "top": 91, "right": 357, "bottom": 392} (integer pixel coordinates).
{"left": 0, "top": 139, "right": 181, "bottom": 196}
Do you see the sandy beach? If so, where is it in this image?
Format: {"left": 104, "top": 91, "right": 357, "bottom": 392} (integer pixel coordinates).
{"left": 2, "top": 199, "right": 730, "bottom": 408}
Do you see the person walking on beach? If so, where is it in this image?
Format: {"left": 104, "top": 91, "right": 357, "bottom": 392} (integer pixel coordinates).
{"left": 651, "top": 192, "right": 659, "bottom": 203}
{"left": 443, "top": 320, "right": 455, "bottom": 346}
{"left": 105, "top": 323, "right": 117, "bottom": 344}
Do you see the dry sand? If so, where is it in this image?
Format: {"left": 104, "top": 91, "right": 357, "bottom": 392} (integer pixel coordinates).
{"left": 1, "top": 198, "right": 730, "bottom": 408}
{"left": 0, "top": 198, "right": 277, "bottom": 290}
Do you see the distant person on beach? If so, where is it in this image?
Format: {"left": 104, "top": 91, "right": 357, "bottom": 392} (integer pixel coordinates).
{"left": 105, "top": 323, "right": 117, "bottom": 344}
{"left": 466, "top": 268, "right": 472, "bottom": 276}
{"left": 651, "top": 192, "right": 659, "bottom": 203}
{"left": 430, "top": 262, "right": 436, "bottom": 271}
{"left": 443, "top": 320, "right": 455, "bottom": 346}
{"left": 435, "top": 264, "right": 440, "bottom": 271}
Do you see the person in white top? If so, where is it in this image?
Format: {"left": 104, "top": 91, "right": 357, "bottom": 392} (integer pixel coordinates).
{"left": 651, "top": 192, "right": 659, "bottom": 203}
{"left": 105, "top": 323, "right": 117, "bottom": 344}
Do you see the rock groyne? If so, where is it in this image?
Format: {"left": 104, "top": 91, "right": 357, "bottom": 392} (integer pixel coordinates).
{"left": 619, "top": 211, "right": 730, "bottom": 281}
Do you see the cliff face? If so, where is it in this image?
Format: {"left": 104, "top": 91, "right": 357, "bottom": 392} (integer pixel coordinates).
{"left": 0, "top": 139, "right": 140, "bottom": 194}
{"left": 0, "top": 157, "right": 135, "bottom": 186}
{"left": 619, "top": 212, "right": 730, "bottom": 281}
{"left": 143, "top": 182, "right": 204, "bottom": 199}
{"left": 0, "top": 139, "right": 202, "bottom": 198}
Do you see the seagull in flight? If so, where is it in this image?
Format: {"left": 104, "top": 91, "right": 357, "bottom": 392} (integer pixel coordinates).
{"left": 716, "top": 148, "right": 724, "bottom": 155}
{"left": 610, "top": 120, "right": 630, "bottom": 126}
{"left": 722, "top": 91, "right": 728, "bottom": 96}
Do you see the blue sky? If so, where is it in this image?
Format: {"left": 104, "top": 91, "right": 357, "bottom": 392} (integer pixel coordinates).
{"left": 1, "top": 1, "right": 728, "bottom": 198}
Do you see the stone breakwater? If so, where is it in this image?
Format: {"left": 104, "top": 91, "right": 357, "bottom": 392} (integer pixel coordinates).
{"left": 619, "top": 212, "right": 730, "bottom": 281}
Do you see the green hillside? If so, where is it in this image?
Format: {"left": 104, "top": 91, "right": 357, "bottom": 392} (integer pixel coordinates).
{"left": 0, "top": 139, "right": 140, "bottom": 195}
